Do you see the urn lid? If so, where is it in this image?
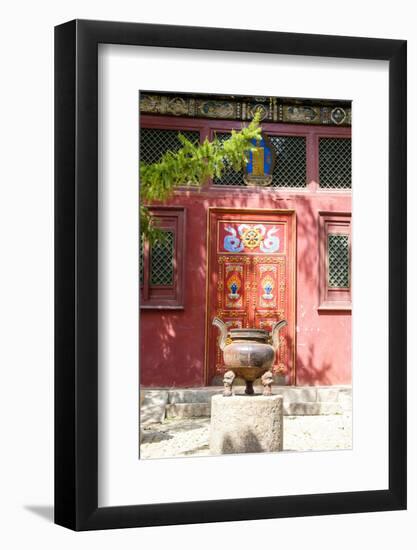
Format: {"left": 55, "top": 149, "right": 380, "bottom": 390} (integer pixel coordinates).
{"left": 229, "top": 327, "right": 270, "bottom": 341}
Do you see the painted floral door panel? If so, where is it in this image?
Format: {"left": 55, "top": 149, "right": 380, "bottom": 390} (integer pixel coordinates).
{"left": 206, "top": 209, "right": 295, "bottom": 385}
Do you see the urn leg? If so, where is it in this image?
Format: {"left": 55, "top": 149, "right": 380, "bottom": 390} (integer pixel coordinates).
{"left": 244, "top": 380, "right": 255, "bottom": 395}
{"left": 261, "top": 370, "right": 273, "bottom": 396}
{"left": 223, "top": 370, "right": 235, "bottom": 397}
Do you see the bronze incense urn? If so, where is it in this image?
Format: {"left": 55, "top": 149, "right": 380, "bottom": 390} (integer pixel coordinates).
{"left": 212, "top": 317, "right": 287, "bottom": 396}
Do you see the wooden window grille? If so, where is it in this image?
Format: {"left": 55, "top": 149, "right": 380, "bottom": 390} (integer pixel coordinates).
{"left": 270, "top": 135, "right": 306, "bottom": 187}
{"left": 140, "top": 128, "right": 200, "bottom": 165}
{"left": 318, "top": 212, "right": 351, "bottom": 311}
{"left": 140, "top": 207, "right": 186, "bottom": 309}
{"left": 319, "top": 137, "right": 352, "bottom": 189}
{"left": 328, "top": 234, "right": 350, "bottom": 288}
{"left": 150, "top": 231, "right": 175, "bottom": 286}
{"left": 212, "top": 133, "right": 306, "bottom": 187}
{"left": 212, "top": 132, "right": 246, "bottom": 186}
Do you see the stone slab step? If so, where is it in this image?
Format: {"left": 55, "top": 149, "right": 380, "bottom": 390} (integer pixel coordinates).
{"left": 286, "top": 402, "right": 343, "bottom": 416}
{"left": 166, "top": 386, "right": 351, "bottom": 406}
{"left": 164, "top": 400, "right": 343, "bottom": 418}
{"left": 166, "top": 403, "right": 211, "bottom": 419}
{"left": 140, "top": 390, "right": 168, "bottom": 426}
{"left": 141, "top": 386, "right": 352, "bottom": 420}
{"left": 168, "top": 388, "right": 223, "bottom": 404}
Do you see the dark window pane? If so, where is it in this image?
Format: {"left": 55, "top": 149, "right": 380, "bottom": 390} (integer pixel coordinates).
{"left": 140, "top": 128, "right": 200, "bottom": 164}
{"left": 212, "top": 132, "right": 245, "bottom": 186}
{"left": 319, "top": 138, "right": 352, "bottom": 189}
{"left": 139, "top": 238, "right": 144, "bottom": 286}
{"left": 328, "top": 234, "right": 350, "bottom": 288}
{"left": 150, "top": 231, "right": 175, "bottom": 286}
{"left": 270, "top": 136, "right": 306, "bottom": 187}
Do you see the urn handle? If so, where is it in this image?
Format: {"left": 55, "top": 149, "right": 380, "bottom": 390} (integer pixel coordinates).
{"left": 270, "top": 320, "right": 288, "bottom": 352}
{"left": 212, "top": 317, "right": 228, "bottom": 351}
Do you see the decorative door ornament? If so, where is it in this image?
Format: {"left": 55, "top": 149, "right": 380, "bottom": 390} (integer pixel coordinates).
{"left": 262, "top": 274, "right": 275, "bottom": 300}
{"left": 260, "top": 227, "right": 280, "bottom": 253}
{"left": 222, "top": 223, "right": 282, "bottom": 254}
{"left": 244, "top": 133, "right": 276, "bottom": 186}
{"left": 223, "top": 225, "right": 244, "bottom": 252}
{"left": 226, "top": 267, "right": 243, "bottom": 306}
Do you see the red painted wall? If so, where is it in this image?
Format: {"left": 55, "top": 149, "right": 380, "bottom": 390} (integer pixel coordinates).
{"left": 140, "top": 117, "right": 351, "bottom": 387}
{"left": 140, "top": 188, "right": 351, "bottom": 387}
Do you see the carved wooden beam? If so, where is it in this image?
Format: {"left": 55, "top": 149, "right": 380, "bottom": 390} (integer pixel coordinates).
{"left": 139, "top": 93, "right": 351, "bottom": 126}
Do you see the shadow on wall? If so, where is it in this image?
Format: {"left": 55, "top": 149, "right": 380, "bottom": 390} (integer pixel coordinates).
{"left": 140, "top": 312, "right": 204, "bottom": 386}
{"left": 296, "top": 343, "right": 332, "bottom": 385}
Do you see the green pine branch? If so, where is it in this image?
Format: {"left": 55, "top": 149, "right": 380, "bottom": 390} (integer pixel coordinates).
{"left": 140, "top": 113, "right": 262, "bottom": 243}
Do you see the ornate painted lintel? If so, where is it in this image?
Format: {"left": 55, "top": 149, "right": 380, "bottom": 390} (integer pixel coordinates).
{"left": 140, "top": 93, "right": 351, "bottom": 126}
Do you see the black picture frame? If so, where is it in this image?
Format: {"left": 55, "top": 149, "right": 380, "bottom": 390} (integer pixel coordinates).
{"left": 55, "top": 19, "right": 407, "bottom": 531}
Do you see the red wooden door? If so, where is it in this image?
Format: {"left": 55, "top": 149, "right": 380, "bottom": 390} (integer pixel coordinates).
{"left": 206, "top": 208, "right": 296, "bottom": 385}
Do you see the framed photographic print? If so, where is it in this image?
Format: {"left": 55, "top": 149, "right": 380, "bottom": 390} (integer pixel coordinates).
{"left": 55, "top": 20, "right": 407, "bottom": 530}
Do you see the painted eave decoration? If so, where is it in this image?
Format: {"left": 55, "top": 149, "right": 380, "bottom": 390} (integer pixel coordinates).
{"left": 140, "top": 92, "right": 351, "bottom": 126}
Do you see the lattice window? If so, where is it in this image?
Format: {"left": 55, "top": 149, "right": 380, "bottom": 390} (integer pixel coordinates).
{"left": 140, "top": 207, "right": 185, "bottom": 308}
{"left": 212, "top": 132, "right": 246, "bottom": 186}
{"left": 140, "top": 238, "right": 144, "bottom": 286}
{"left": 319, "top": 138, "right": 352, "bottom": 189}
{"left": 270, "top": 136, "right": 306, "bottom": 187}
{"left": 150, "top": 231, "right": 175, "bottom": 286}
{"left": 140, "top": 128, "right": 200, "bottom": 165}
{"left": 328, "top": 234, "right": 350, "bottom": 288}
{"left": 212, "top": 133, "right": 306, "bottom": 187}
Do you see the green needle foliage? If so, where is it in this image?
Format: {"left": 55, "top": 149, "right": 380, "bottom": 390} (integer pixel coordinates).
{"left": 140, "top": 113, "right": 262, "bottom": 243}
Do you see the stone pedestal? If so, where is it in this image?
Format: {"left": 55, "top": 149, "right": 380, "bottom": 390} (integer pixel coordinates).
{"left": 209, "top": 394, "right": 283, "bottom": 455}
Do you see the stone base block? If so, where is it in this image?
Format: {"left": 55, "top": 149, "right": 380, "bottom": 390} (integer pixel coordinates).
{"left": 209, "top": 394, "right": 283, "bottom": 455}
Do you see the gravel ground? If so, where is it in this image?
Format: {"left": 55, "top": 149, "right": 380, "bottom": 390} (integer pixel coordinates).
{"left": 140, "top": 413, "right": 352, "bottom": 459}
